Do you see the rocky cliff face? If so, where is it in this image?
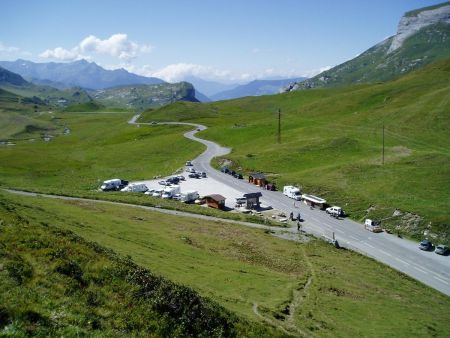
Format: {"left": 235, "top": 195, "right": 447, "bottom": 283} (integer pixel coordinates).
{"left": 388, "top": 3, "right": 450, "bottom": 53}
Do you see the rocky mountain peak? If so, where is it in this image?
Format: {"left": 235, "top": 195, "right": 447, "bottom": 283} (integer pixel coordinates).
{"left": 388, "top": 2, "right": 450, "bottom": 53}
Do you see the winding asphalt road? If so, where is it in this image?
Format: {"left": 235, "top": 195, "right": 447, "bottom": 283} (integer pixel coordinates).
{"left": 131, "top": 115, "right": 450, "bottom": 296}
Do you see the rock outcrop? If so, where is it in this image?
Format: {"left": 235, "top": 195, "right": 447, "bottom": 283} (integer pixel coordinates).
{"left": 388, "top": 3, "right": 450, "bottom": 53}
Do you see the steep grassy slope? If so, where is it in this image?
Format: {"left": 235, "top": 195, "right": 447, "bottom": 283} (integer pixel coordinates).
{"left": 140, "top": 59, "right": 450, "bottom": 242}
{"left": 1, "top": 192, "right": 449, "bottom": 337}
{"left": 298, "top": 2, "right": 450, "bottom": 89}
{"left": 0, "top": 193, "right": 270, "bottom": 337}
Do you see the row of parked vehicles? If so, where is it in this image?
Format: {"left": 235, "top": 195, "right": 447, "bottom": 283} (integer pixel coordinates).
{"left": 220, "top": 167, "right": 243, "bottom": 179}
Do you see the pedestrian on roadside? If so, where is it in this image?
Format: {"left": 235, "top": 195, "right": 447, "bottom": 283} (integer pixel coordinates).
{"left": 289, "top": 211, "right": 294, "bottom": 221}
{"left": 297, "top": 221, "right": 301, "bottom": 231}
{"left": 297, "top": 213, "right": 301, "bottom": 221}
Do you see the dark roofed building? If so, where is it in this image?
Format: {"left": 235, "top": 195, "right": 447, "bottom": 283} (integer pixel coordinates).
{"left": 248, "top": 172, "right": 266, "bottom": 187}
{"left": 202, "top": 194, "right": 226, "bottom": 210}
{"left": 243, "top": 192, "right": 262, "bottom": 209}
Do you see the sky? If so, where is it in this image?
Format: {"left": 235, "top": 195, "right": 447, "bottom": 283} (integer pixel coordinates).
{"left": 0, "top": 0, "right": 446, "bottom": 83}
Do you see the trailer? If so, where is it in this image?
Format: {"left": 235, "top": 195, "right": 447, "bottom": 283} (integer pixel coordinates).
{"left": 283, "top": 186, "right": 302, "bottom": 200}
{"left": 302, "top": 194, "right": 327, "bottom": 209}
{"left": 161, "top": 185, "right": 181, "bottom": 199}
{"left": 180, "top": 190, "right": 200, "bottom": 203}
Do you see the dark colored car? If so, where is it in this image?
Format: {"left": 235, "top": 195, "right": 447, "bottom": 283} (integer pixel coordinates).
{"left": 166, "top": 176, "right": 180, "bottom": 184}
{"left": 435, "top": 245, "right": 449, "bottom": 255}
{"left": 188, "top": 173, "right": 200, "bottom": 178}
{"left": 230, "top": 170, "right": 236, "bottom": 176}
{"left": 419, "top": 240, "right": 432, "bottom": 251}
{"left": 201, "top": 172, "right": 207, "bottom": 178}
{"left": 220, "top": 167, "right": 229, "bottom": 173}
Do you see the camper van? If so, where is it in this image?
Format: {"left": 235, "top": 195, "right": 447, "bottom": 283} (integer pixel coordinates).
{"left": 283, "top": 186, "right": 302, "bottom": 200}
{"left": 180, "top": 190, "right": 199, "bottom": 203}
{"left": 100, "top": 179, "right": 127, "bottom": 191}
{"left": 120, "top": 183, "right": 148, "bottom": 193}
{"left": 161, "top": 185, "right": 181, "bottom": 199}
{"left": 364, "top": 219, "right": 382, "bottom": 233}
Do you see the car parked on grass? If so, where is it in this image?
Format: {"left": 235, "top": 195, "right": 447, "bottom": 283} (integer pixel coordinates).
{"left": 419, "top": 240, "right": 432, "bottom": 251}
{"left": 435, "top": 245, "right": 449, "bottom": 255}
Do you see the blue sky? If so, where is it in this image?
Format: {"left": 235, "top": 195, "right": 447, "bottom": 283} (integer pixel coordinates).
{"left": 0, "top": 0, "right": 446, "bottom": 82}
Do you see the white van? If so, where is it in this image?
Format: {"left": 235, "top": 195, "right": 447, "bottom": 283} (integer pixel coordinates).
{"left": 121, "top": 183, "right": 148, "bottom": 193}
{"left": 283, "top": 186, "right": 302, "bottom": 200}
{"left": 326, "top": 206, "right": 343, "bottom": 217}
{"left": 365, "top": 219, "right": 382, "bottom": 233}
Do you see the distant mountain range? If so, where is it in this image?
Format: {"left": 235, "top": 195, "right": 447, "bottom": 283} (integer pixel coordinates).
{"left": 0, "top": 59, "right": 165, "bottom": 90}
{"left": 210, "top": 78, "right": 307, "bottom": 101}
{"left": 294, "top": 2, "right": 450, "bottom": 90}
{"left": 0, "top": 65, "right": 198, "bottom": 110}
{"left": 184, "top": 76, "right": 238, "bottom": 97}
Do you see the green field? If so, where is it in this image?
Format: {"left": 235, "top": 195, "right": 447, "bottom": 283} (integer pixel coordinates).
{"left": 1, "top": 191, "right": 449, "bottom": 337}
{"left": 140, "top": 59, "right": 450, "bottom": 243}
{"left": 0, "top": 112, "right": 203, "bottom": 193}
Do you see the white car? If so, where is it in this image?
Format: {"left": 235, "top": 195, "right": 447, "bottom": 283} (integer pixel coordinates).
{"left": 326, "top": 206, "right": 343, "bottom": 216}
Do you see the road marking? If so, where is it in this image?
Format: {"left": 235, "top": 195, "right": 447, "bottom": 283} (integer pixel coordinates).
{"left": 434, "top": 276, "right": 449, "bottom": 285}
{"left": 395, "top": 257, "right": 410, "bottom": 266}
{"left": 378, "top": 249, "right": 392, "bottom": 257}
{"left": 413, "top": 266, "right": 427, "bottom": 274}
{"left": 350, "top": 235, "right": 360, "bottom": 241}
{"left": 364, "top": 242, "right": 375, "bottom": 249}
{"left": 334, "top": 228, "right": 345, "bottom": 234}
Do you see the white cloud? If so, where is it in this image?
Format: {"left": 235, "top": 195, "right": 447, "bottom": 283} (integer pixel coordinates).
{"left": 79, "top": 34, "right": 151, "bottom": 60}
{"left": 0, "top": 42, "right": 19, "bottom": 54}
{"left": 39, "top": 47, "right": 84, "bottom": 61}
{"left": 39, "top": 33, "right": 151, "bottom": 62}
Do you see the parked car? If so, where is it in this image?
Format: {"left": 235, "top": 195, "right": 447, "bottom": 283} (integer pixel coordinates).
{"left": 419, "top": 240, "right": 432, "bottom": 251}
{"left": 201, "top": 172, "right": 207, "bottom": 178}
{"left": 152, "top": 188, "right": 164, "bottom": 197}
{"left": 435, "top": 244, "right": 449, "bottom": 255}
{"left": 326, "top": 206, "right": 344, "bottom": 217}
{"left": 172, "top": 193, "right": 182, "bottom": 201}
{"left": 186, "top": 167, "right": 196, "bottom": 173}
{"left": 185, "top": 161, "right": 193, "bottom": 166}
{"left": 159, "top": 180, "right": 170, "bottom": 186}
{"left": 177, "top": 175, "right": 186, "bottom": 181}
{"left": 233, "top": 172, "right": 243, "bottom": 179}
{"left": 188, "top": 172, "right": 200, "bottom": 178}
{"left": 221, "top": 167, "right": 229, "bottom": 174}
{"left": 166, "top": 176, "right": 180, "bottom": 184}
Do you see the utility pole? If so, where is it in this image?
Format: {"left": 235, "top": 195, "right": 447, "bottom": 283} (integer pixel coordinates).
{"left": 382, "top": 123, "right": 385, "bottom": 165}
{"left": 277, "top": 108, "right": 281, "bottom": 144}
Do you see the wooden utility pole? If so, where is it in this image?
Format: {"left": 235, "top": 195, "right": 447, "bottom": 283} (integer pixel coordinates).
{"left": 277, "top": 108, "right": 281, "bottom": 144}
{"left": 382, "top": 124, "right": 385, "bottom": 165}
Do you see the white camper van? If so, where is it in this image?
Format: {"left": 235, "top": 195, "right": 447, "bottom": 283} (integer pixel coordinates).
{"left": 364, "top": 219, "right": 382, "bottom": 233}
{"left": 180, "top": 190, "right": 200, "bottom": 203}
{"left": 283, "top": 186, "right": 302, "bottom": 200}
{"left": 161, "top": 185, "right": 181, "bottom": 199}
{"left": 120, "top": 183, "right": 148, "bottom": 193}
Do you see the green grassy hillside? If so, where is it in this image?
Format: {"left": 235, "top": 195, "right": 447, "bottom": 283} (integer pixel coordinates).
{"left": 298, "top": 10, "right": 450, "bottom": 89}
{"left": 0, "top": 88, "right": 59, "bottom": 140}
{"left": 0, "top": 193, "right": 270, "bottom": 337}
{"left": 1, "top": 191, "right": 449, "bottom": 337}
{"left": 140, "top": 59, "right": 450, "bottom": 242}
{"left": 0, "top": 112, "right": 203, "bottom": 194}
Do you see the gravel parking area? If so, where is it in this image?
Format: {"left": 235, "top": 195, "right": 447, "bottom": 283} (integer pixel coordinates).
{"left": 133, "top": 170, "right": 247, "bottom": 209}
